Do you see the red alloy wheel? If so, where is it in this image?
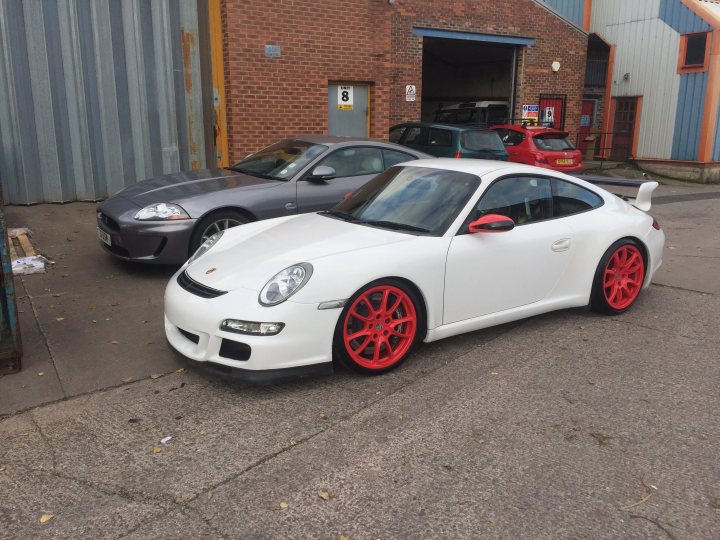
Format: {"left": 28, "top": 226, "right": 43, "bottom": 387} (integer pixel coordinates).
{"left": 342, "top": 285, "right": 417, "bottom": 370}
{"left": 602, "top": 244, "right": 645, "bottom": 310}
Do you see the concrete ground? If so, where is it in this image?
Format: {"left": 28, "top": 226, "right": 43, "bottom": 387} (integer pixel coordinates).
{"left": 1, "top": 180, "right": 719, "bottom": 538}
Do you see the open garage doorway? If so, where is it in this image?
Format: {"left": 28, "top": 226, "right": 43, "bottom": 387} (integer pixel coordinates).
{"left": 420, "top": 37, "right": 517, "bottom": 123}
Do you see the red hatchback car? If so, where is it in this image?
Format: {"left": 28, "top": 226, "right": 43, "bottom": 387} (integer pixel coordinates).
{"left": 490, "top": 125, "right": 584, "bottom": 173}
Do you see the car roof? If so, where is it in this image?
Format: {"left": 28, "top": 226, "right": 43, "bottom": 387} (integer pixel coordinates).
{"left": 390, "top": 122, "right": 495, "bottom": 132}
{"left": 440, "top": 101, "right": 509, "bottom": 110}
{"left": 399, "top": 158, "right": 527, "bottom": 176}
{"left": 289, "top": 135, "right": 381, "bottom": 145}
{"left": 490, "top": 124, "right": 569, "bottom": 136}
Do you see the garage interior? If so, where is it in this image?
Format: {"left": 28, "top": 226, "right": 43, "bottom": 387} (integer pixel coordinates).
{"left": 420, "top": 37, "right": 517, "bottom": 122}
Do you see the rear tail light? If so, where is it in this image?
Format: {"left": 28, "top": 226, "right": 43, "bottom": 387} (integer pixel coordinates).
{"left": 453, "top": 150, "right": 463, "bottom": 158}
{"left": 534, "top": 153, "right": 548, "bottom": 164}
{"left": 652, "top": 217, "right": 661, "bottom": 230}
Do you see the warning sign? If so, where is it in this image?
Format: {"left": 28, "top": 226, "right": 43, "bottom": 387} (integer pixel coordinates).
{"left": 522, "top": 104, "right": 539, "bottom": 124}
{"left": 405, "top": 85, "right": 416, "bottom": 102}
{"left": 338, "top": 85, "right": 354, "bottom": 110}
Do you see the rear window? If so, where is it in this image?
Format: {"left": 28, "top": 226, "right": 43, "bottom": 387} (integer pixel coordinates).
{"left": 429, "top": 128, "right": 453, "bottom": 147}
{"left": 461, "top": 131, "right": 505, "bottom": 152}
{"left": 533, "top": 134, "right": 575, "bottom": 151}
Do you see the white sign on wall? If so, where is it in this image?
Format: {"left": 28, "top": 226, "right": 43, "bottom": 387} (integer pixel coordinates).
{"left": 338, "top": 85, "right": 354, "bottom": 110}
{"left": 405, "top": 85, "right": 416, "bottom": 102}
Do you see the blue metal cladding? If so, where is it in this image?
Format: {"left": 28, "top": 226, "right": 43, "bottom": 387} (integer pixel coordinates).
{"left": 537, "top": 0, "right": 585, "bottom": 28}
{"left": 659, "top": 0, "right": 711, "bottom": 33}
{"left": 714, "top": 98, "right": 720, "bottom": 162}
{"left": 672, "top": 72, "right": 708, "bottom": 160}
{"left": 0, "top": 0, "right": 211, "bottom": 204}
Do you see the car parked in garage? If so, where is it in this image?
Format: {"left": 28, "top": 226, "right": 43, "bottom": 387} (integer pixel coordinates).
{"left": 96, "top": 136, "right": 430, "bottom": 265}
{"left": 489, "top": 124, "right": 584, "bottom": 173}
{"left": 432, "top": 100, "right": 510, "bottom": 126}
{"left": 390, "top": 123, "right": 508, "bottom": 161}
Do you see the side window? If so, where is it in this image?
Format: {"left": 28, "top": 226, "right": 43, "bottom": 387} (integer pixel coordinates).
{"left": 382, "top": 149, "right": 416, "bottom": 168}
{"left": 404, "top": 127, "right": 428, "bottom": 146}
{"left": 389, "top": 126, "right": 406, "bottom": 143}
{"left": 503, "top": 130, "right": 526, "bottom": 146}
{"left": 474, "top": 176, "right": 552, "bottom": 225}
{"left": 429, "top": 128, "right": 452, "bottom": 147}
{"left": 454, "top": 109, "right": 474, "bottom": 123}
{"left": 492, "top": 128, "right": 508, "bottom": 142}
{"left": 317, "top": 147, "right": 384, "bottom": 178}
{"left": 552, "top": 179, "right": 603, "bottom": 217}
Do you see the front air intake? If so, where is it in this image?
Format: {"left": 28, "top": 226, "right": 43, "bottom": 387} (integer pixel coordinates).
{"left": 177, "top": 270, "right": 228, "bottom": 299}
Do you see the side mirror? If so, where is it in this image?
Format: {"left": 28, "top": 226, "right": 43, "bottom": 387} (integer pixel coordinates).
{"left": 306, "top": 165, "right": 337, "bottom": 182}
{"left": 468, "top": 214, "right": 515, "bottom": 233}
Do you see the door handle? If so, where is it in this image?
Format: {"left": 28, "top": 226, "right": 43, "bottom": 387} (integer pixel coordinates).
{"left": 551, "top": 238, "right": 571, "bottom": 252}
{"left": 285, "top": 202, "right": 296, "bottom": 211}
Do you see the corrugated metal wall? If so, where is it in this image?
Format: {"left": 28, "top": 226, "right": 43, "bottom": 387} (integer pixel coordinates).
{"left": 0, "top": 0, "right": 213, "bottom": 204}
{"left": 591, "top": 0, "right": 711, "bottom": 160}
{"left": 672, "top": 72, "right": 708, "bottom": 160}
{"left": 538, "top": 0, "right": 585, "bottom": 28}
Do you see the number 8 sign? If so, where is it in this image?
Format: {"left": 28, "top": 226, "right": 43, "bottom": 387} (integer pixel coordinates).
{"left": 338, "top": 85, "right": 354, "bottom": 111}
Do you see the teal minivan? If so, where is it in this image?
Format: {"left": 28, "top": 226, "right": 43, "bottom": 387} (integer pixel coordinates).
{"left": 390, "top": 122, "right": 509, "bottom": 161}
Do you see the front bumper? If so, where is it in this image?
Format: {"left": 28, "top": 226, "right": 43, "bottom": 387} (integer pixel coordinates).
{"left": 164, "top": 272, "right": 342, "bottom": 380}
{"left": 96, "top": 196, "right": 196, "bottom": 264}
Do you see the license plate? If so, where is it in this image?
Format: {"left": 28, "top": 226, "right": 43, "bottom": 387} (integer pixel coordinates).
{"left": 556, "top": 158, "right": 573, "bottom": 165}
{"left": 97, "top": 227, "right": 111, "bottom": 246}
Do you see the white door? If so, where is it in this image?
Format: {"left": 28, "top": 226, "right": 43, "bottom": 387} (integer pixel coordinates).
{"left": 443, "top": 175, "right": 573, "bottom": 324}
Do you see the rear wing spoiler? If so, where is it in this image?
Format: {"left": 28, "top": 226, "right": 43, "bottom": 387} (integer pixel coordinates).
{"left": 570, "top": 174, "right": 659, "bottom": 212}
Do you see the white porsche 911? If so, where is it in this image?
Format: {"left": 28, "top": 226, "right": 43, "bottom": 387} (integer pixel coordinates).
{"left": 164, "top": 159, "right": 665, "bottom": 383}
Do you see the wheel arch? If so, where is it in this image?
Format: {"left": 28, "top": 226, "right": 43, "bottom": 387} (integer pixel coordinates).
{"left": 187, "top": 206, "right": 258, "bottom": 257}
{"left": 195, "top": 206, "right": 258, "bottom": 224}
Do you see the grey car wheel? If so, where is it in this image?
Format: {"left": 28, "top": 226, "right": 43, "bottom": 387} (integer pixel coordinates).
{"left": 190, "top": 210, "right": 249, "bottom": 255}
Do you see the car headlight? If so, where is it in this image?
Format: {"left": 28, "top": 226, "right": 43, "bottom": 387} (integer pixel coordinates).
{"left": 187, "top": 231, "right": 223, "bottom": 264}
{"left": 134, "top": 203, "right": 189, "bottom": 221}
{"left": 259, "top": 263, "right": 313, "bottom": 306}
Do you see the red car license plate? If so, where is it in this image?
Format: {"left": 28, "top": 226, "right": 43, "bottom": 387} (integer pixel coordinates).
{"left": 556, "top": 158, "right": 573, "bottom": 165}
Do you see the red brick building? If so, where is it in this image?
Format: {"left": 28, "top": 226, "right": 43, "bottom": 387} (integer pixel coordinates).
{"left": 216, "top": 0, "right": 588, "bottom": 163}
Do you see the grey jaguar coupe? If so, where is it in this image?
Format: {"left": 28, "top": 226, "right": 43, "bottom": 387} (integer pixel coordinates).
{"left": 96, "top": 136, "right": 429, "bottom": 264}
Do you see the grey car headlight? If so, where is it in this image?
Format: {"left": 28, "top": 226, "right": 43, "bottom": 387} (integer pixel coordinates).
{"left": 134, "top": 203, "right": 190, "bottom": 221}
{"left": 187, "top": 230, "right": 223, "bottom": 264}
{"left": 259, "top": 263, "right": 313, "bottom": 306}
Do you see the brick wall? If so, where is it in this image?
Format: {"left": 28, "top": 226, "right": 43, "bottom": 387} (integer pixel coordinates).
{"left": 221, "top": 0, "right": 588, "bottom": 160}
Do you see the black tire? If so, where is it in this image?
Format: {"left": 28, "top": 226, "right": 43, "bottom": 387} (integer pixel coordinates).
{"left": 590, "top": 238, "right": 647, "bottom": 315}
{"left": 189, "top": 210, "right": 249, "bottom": 255}
{"left": 333, "top": 278, "right": 425, "bottom": 375}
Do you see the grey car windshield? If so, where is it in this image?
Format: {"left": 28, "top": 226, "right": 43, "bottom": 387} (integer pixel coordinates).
{"left": 230, "top": 140, "right": 328, "bottom": 180}
{"left": 325, "top": 166, "right": 480, "bottom": 236}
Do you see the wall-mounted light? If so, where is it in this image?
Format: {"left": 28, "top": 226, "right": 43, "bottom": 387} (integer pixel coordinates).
{"left": 551, "top": 61, "right": 561, "bottom": 72}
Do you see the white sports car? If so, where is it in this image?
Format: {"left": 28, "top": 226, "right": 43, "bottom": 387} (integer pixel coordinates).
{"left": 164, "top": 159, "right": 665, "bottom": 383}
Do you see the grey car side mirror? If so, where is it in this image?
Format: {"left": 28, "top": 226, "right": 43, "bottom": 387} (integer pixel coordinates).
{"left": 307, "top": 165, "right": 337, "bottom": 182}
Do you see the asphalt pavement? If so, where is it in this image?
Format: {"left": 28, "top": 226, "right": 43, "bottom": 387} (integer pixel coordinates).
{"left": 1, "top": 179, "right": 719, "bottom": 538}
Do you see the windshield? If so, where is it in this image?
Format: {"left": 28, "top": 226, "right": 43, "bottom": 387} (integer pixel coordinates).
{"left": 533, "top": 134, "right": 575, "bottom": 151}
{"left": 324, "top": 166, "right": 481, "bottom": 236}
{"left": 461, "top": 131, "right": 505, "bottom": 152}
{"left": 229, "top": 140, "right": 328, "bottom": 180}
